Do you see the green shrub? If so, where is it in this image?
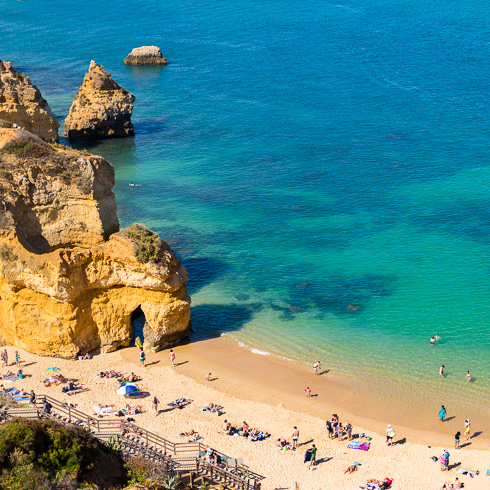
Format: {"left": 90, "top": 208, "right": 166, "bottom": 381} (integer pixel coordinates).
{"left": 0, "top": 419, "right": 99, "bottom": 489}
{"left": 1, "top": 141, "right": 52, "bottom": 159}
{"left": 125, "top": 224, "right": 162, "bottom": 264}
{"left": 0, "top": 245, "right": 17, "bottom": 262}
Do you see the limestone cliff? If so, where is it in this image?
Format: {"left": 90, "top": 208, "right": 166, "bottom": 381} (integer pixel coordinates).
{"left": 0, "top": 128, "right": 191, "bottom": 357}
{"left": 64, "top": 61, "right": 135, "bottom": 141}
{"left": 124, "top": 46, "right": 168, "bottom": 65}
{"left": 0, "top": 60, "right": 60, "bottom": 142}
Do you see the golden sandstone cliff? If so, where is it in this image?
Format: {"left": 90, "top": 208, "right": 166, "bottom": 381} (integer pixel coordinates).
{"left": 64, "top": 61, "right": 135, "bottom": 141}
{"left": 0, "top": 127, "right": 191, "bottom": 358}
{"left": 0, "top": 60, "right": 60, "bottom": 142}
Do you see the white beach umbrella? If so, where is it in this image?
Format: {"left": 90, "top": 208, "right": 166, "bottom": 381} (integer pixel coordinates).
{"left": 117, "top": 383, "right": 137, "bottom": 395}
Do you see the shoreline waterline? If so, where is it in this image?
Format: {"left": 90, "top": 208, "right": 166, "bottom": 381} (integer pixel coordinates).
{"left": 2, "top": 343, "right": 490, "bottom": 489}
{"left": 168, "top": 334, "right": 490, "bottom": 448}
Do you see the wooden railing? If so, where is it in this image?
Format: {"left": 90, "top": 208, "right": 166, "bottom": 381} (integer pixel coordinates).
{"left": 0, "top": 392, "right": 264, "bottom": 490}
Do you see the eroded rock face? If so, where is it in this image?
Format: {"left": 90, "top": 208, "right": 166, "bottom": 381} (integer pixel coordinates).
{"left": 124, "top": 46, "right": 168, "bottom": 65}
{"left": 64, "top": 61, "right": 135, "bottom": 141}
{"left": 0, "top": 60, "right": 60, "bottom": 142}
{"left": 0, "top": 129, "right": 191, "bottom": 357}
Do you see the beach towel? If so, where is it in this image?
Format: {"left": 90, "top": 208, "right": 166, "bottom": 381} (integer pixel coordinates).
{"left": 348, "top": 440, "right": 361, "bottom": 449}
{"left": 124, "top": 391, "right": 149, "bottom": 399}
{"left": 4, "top": 375, "right": 20, "bottom": 383}
{"left": 358, "top": 442, "right": 371, "bottom": 451}
{"left": 199, "top": 406, "right": 224, "bottom": 414}
{"left": 67, "top": 388, "right": 89, "bottom": 396}
{"left": 457, "top": 468, "right": 476, "bottom": 477}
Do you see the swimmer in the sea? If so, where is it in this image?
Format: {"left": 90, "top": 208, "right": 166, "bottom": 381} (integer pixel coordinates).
{"left": 430, "top": 336, "right": 436, "bottom": 344}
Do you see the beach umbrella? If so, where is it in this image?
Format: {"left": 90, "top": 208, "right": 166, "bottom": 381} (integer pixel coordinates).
{"left": 117, "top": 383, "right": 137, "bottom": 395}
{"left": 44, "top": 367, "right": 61, "bottom": 372}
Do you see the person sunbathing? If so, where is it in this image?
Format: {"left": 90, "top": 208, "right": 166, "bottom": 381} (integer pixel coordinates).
{"left": 124, "top": 404, "right": 143, "bottom": 415}
{"left": 344, "top": 464, "right": 359, "bottom": 474}
{"left": 204, "top": 403, "right": 223, "bottom": 412}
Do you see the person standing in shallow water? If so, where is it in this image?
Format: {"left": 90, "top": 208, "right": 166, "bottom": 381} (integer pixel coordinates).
{"left": 439, "top": 405, "right": 446, "bottom": 422}
{"left": 440, "top": 365, "right": 445, "bottom": 377}
{"left": 313, "top": 361, "right": 321, "bottom": 375}
{"left": 466, "top": 370, "right": 471, "bottom": 382}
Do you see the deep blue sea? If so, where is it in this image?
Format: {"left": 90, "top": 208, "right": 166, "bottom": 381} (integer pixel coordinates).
{"left": 2, "top": 0, "right": 490, "bottom": 411}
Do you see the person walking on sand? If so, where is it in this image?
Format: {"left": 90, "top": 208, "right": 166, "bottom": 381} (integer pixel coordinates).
{"left": 2, "top": 349, "right": 8, "bottom": 367}
{"left": 305, "top": 387, "right": 311, "bottom": 397}
{"left": 169, "top": 349, "right": 176, "bottom": 368}
{"left": 464, "top": 419, "right": 471, "bottom": 440}
{"left": 313, "top": 361, "right": 321, "bottom": 375}
{"left": 308, "top": 444, "right": 317, "bottom": 469}
{"left": 440, "top": 365, "right": 445, "bottom": 377}
{"left": 466, "top": 370, "right": 471, "bottom": 382}
{"left": 439, "top": 405, "right": 446, "bottom": 422}
{"left": 14, "top": 351, "right": 20, "bottom": 368}
{"left": 386, "top": 424, "right": 395, "bottom": 446}
{"left": 135, "top": 336, "right": 142, "bottom": 349}
{"left": 152, "top": 395, "right": 159, "bottom": 414}
{"left": 454, "top": 431, "right": 461, "bottom": 449}
{"left": 206, "top": 373, "right": 211, "bottom": 382}
{"left": 139, "top": 348, "right": 146, "bottom": 368}
{"left": 292, "top": 426, "right": 299, "bottom": 448}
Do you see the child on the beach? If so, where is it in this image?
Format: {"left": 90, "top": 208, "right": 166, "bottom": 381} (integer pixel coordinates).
{"left": 206, "top": 373, "right": 211, "bottom": 382}
{"left": 305, "top": 387, "right": 311, "bottom": 397}
{"left": 169, "top": 349, "right": 175, "bottom": 367}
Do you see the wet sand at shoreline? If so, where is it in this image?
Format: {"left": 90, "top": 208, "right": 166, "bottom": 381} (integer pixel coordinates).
{"left": 1, "top": 341, "right": 489, "bottom": 489}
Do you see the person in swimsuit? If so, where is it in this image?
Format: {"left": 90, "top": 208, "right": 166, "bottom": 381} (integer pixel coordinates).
{"left": 454, "top": 431, "right": 461, "bottom": 449}
{"left": 439, "top": 405, "right": 446, "bottom": 422}
{"left": 466, "top": 371, "right": 471, "bottom": 382}
{"left": 464, "top": 419, "right": 471, "bottom": 440}
{"left": 305, "top": 387, "right": 311, "bottom": 397}
{"left": 313, "top": 361, "right": 321, "bottom": 375}
{"left": 291, "top": 426, "right": 299, "bottom": 448}
{"left": 440, "top": 365, "right": 445, "bottom": 377}
{"left": 152, "top": 396, "right": 159, "bottom": 414}
{"left": 139, "top": 348, "right": 146, "bottom": 367}
{"left": 430, "top": 337, "right": 436, "bottom": 344}
{"left": 169, "top": 349, "right": 175, "bottom": 367}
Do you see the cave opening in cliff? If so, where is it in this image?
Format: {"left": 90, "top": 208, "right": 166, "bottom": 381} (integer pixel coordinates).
{"left": 130, "top": 306, "right": 145, "bottom": 344}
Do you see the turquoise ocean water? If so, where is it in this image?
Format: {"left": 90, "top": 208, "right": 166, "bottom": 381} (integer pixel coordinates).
{"left": 2, "top": 0, "right": 490, "bottom": 412}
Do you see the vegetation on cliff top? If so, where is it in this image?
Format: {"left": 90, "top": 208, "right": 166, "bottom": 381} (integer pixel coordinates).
{"left": 0, "top": 418, "right": 188, "bottom": 489}
{"left": 125, "top": 223, "right": 163, "bottom": 264}
{"left": 0, "top": 418, "right": 105, "bottom": 489}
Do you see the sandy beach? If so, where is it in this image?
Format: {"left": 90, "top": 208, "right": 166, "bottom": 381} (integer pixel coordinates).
{"left": 2, "top": 339, "right": 489, "bottom": 490}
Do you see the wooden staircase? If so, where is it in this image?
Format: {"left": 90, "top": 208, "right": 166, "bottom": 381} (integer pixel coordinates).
{"left": 0, "top": 392, "right": 264, "bottom": 490}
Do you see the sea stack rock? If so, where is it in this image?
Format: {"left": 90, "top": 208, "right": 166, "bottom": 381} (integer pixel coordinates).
{"left": 124, "top": 46, "right": 168, "bottom": 65}
{"left": 64, "top": 61, "right": 135, "bottom": 141}
{"left": 0, "top": 60, "right": 59, "bottom": 142}
{"left": 0, "top": 128, "right": 191, "bottom": 357}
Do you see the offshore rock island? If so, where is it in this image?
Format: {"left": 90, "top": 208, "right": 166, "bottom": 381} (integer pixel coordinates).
{"left": 124, "top": 46, "right": 168, "bottom": 65}
{"left": 64, "top": 61, "right": 135, "bottom": 141}
{"left": 0, "top": 127, "right": 191, "bottom": 358}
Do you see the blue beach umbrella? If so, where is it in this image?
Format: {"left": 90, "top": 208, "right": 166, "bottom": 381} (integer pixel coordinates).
{"left": 117, "top": 383, "right": 137, "bottom": 395}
